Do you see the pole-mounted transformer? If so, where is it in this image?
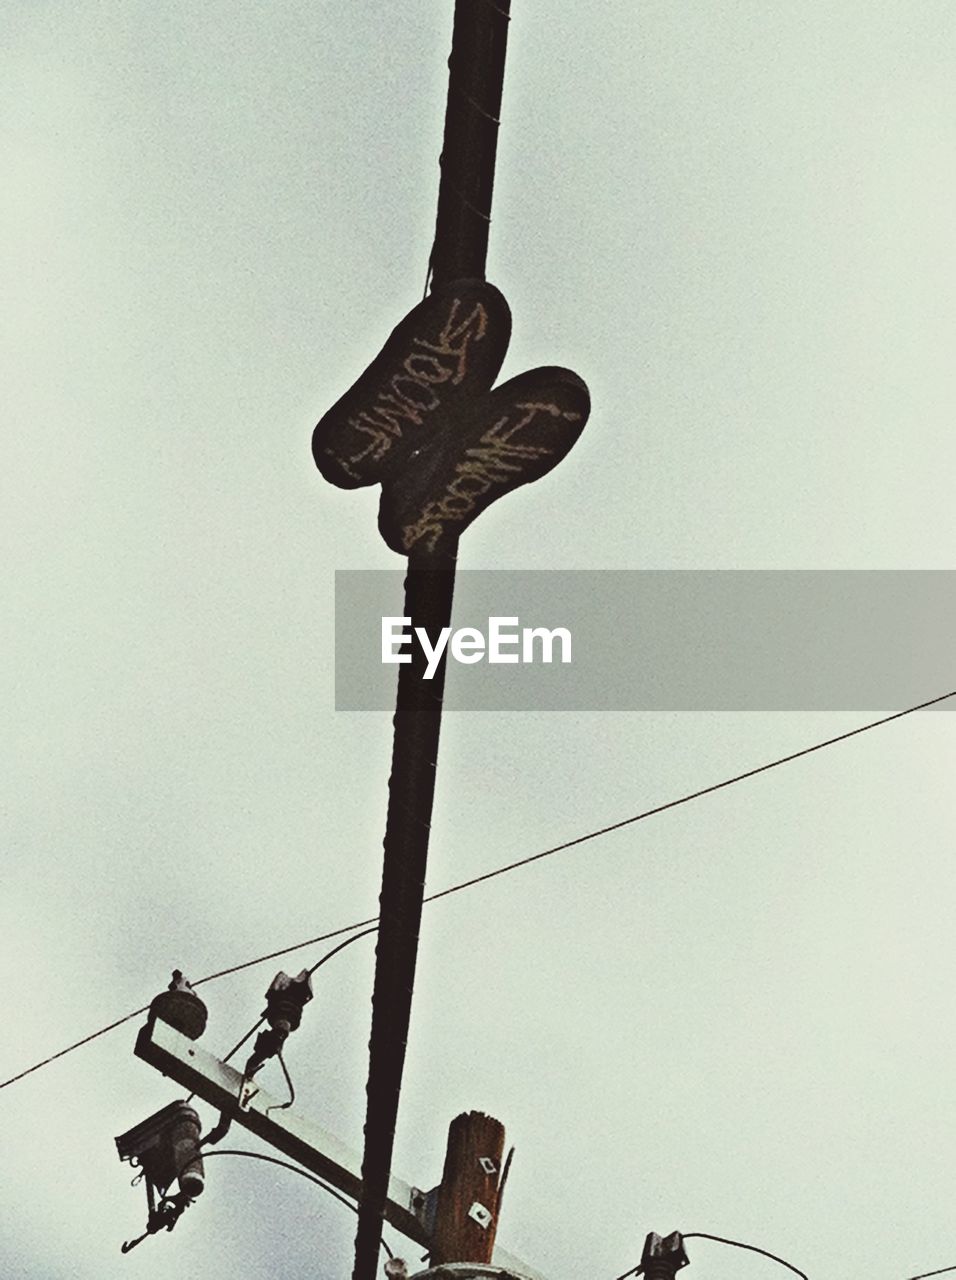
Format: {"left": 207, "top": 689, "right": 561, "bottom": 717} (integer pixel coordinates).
{"left": 115, "top": 1099, "right": 204, "bottom": 1252}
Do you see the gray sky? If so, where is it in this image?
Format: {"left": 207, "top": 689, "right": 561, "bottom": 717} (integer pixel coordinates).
{"left": 2, "top": 3, "right": 955, "bottom": 1279}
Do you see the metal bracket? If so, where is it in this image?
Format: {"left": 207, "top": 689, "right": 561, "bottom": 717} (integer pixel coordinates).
{"left": 410, "top": 1185, "right": 440, "bottom": 1237}
{"left": 238, "top": 1079, "right": 260, "bottom": 1110}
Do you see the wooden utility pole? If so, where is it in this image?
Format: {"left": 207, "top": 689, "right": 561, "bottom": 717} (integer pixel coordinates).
{"left": 432, "top": 1112, "right": 507, "bottom": 1266}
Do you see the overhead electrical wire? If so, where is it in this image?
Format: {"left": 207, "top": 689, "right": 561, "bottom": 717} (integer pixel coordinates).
{"left": 613, "top": 1231, "right": 808, "bottom": 1280}
{"left": 0, "top": 929, "right": 383, "bottom": 1094}
{"left": 611, "top": 1233, "right": 956, "bottom": 1280}
{"left": 682, "top": 1232, "right": 809, "bottom": 1280}
{"left": 178, "top": 1148, "right": 396, "bottom": 1259}
{"left": 188, "top": 686, "right": 956, "bottom": 984}
{"left": 2, "top": 687, "right": 953, "bottom": 1096}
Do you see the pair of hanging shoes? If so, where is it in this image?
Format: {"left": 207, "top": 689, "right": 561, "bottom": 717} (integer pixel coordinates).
{"left": 312, "top": 279, "right": 590, "bottom": 555}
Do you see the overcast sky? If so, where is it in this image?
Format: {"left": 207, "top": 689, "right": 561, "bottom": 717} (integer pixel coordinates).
{"left": 3, "top": 3, "right": 956, "bottom": 1280}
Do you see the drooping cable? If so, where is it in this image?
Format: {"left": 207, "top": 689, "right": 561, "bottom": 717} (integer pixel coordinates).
{"left": 307, "top": 926, "right": 379, "bottom": 979}
{"left": 201, "top": 921, "right": 380, "bottom": 990}
{"left": 613, "top": 1231, "right": 808, "bottom": 1280}
{"left": 190, "top": 1148, "right": 395, "bottom": 1259}
{"left": 682, "top": 1232, "right": 808, "bottom": 1280}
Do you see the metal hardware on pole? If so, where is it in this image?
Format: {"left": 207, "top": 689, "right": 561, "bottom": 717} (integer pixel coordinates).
{"left": 640, "top": 1232, "right": 690, "bottom": 1280}
{"left": 131, "top": 1015, "right": 546, "bottom": 1279}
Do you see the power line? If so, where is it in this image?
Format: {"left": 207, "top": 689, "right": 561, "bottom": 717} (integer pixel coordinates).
{"left": 189, "top": 1149, "right": 396, "bottom": 1259}
{"left": 682, "top": 1232, "right": 808, "bottom": 1280}
{"left": 219, "top": 1017, "right": 265, "bottom": 1069}
{"left": 420, "top": 688, "right": 956, "bottom": 908}
{"left": 0, "top": 932, "right": 384, "bottom": 1093}
{"left": 613, "top": 1221, "right": 956, "bottom": 1279}
{"left": 0, "top": 1009, "right": 153, "bottom": 1092}
{"left": 306, "top": 927, "right": 379, "bottom": 979}
{"left": 199, "top": 923, "right": 380, "bottom": 990}
{"left": 2, "top": 688, "right": 952, "bottom": 1095}
{"left": 203, "top": 687, "right": 956, "bottom": 981}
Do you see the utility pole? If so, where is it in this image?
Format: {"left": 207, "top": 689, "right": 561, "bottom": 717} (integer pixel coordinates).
{"left": 431, "top": 1112, "right": 507, "bottom": 1266}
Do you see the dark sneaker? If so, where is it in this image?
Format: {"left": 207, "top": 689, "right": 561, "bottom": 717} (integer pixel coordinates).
{"left": 312, "top": 279, "right": 511, "bottom": 488}
{"left": 378, "top": 366, "right": 590, "bottom": 555}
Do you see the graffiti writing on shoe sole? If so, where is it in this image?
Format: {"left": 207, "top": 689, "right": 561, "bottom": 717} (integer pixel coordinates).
{"left": 331, "top": 297, "right": 491, "bottom": 480}
{"left": 399, "top": 400, "right": 583, "bottom": 552}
